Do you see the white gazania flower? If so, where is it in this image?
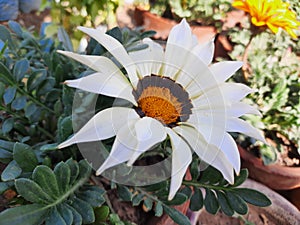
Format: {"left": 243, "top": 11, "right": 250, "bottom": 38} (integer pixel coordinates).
{"left": 58, "top": 19, "right": 265, "bottom": 200}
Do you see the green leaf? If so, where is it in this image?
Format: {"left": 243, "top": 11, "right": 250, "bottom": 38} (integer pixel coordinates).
{"left": 37, "top": 77, "right": 56, "bottom": 96}
{"left": 0, "top": 25, "right": 15, "bottom": 49}
{"left": 32, "top": 165, "right": 60, "bottom": 199}
{"left": 58, "top": 116, "right": 73, "bottom": 141}
{"left": 231, "top": 169, "right": 248, "bottom": 187}
{"left": 234, "top": 188, "right": 271, "bottom": 207}
{"left": 141, "top": 30, "right": 156, "bottom": 39}
{"left": 154, "top": 201, "right": 163, "bottom": 217}
{"left": 0, "top": 62, "right": 13, "bottom": 84}
{"left": 226, "top": 191, "right": 248, "bottom": 215}
{"left": 13, "top": 59, "right": 29, "bottom": 82}
{"left": 117, "top": 185, "right": 133, "bottom": 201}
{"left": 77, "top": 159, "right": 92, "bottom": 180}
{"left": 66, "top": 158, "right": 79, "bottom": 185}
{"left": 0, "top": 140, "right": 14, "bottom": 160}
{"left": 54, "top": 162, "right": 71, "bottom": 194}
{"left": 25, "top": 103, "right": 38, "bottom": 118}
{"left": 3, "top": 87, "right": 16, "bottom": 105}
{"left": 66, "top": 205, "right": 82, "bottom": 225}
{"left": 8, "top": 21, "right": 23, "bottom": 37}
{"left": 1, "top": 160, "right": 22, "bottom": 181}
{"left": 77, "top": 189, "right": 105, "bottom": 207}
{"left": 27, "top": 69, "right": 47, "bottom": 92}
{"left": 58, "top": 27, "right": 74, "bottom": 51}
{"left": 11, "top": 96, "right": 27, "bottom": 110}
{"left": 0, "top": 204, "right": 48, "bottom": 225}
{"left": 57, "top": 204, "right": 73, "bottom": 225}
{"left": 94, "top": 206, "right": 110, "bottom": 223}
{"left": 143, "top": 198, "right": 153, "bottom": 211}
{"left": 190, "top": 158, "right": 200, "bottom": 180}
{"left": 200, "top": 166, "right": 223, "bottom": 184}
{"left": 163, "top": 193, "right": 188, "bottom": 206}
{"left": 106, "top": 27, "right": 122, "bottom": 43}
{"left": 45, "top": 206, "right": 68, "bottom": 225}
{"left": 190, "top": 188, "right": 203, "bottom": 211}
{"left": 2, "top": 118, "right": 14, "bottom": 134}
{"left": 216, "top": 191, "right": 234, "bottom": 216}
{"left": 71, "top": 197, "right": 95, "bottom": 224}
{"left": 132, "top": 193, "right": 144, "bottom": 206}
{"left": 204, "top": 188, "right": 219, "bottom": 215}
{"left": 163, "top": 205, "right": 191, "bottom": 225}
{"left": 0, "top": 182, "right": 11, "bottom": 194}
{"left": 143, "top": 180, "right": 168, "bottom": 192}
{"left": 15, "top": 178, "right": 54, "bottom": 204}
{"left": 13, "top": 142, "right": 38, "bottom": 172}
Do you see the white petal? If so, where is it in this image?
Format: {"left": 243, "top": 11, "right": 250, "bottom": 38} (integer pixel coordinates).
{"left": 209, "top": 61, "right": 243, "bottom": 83}
{"left": 191, "top": 83, "right": 254, "bottom": 106}
{"left": 191, "top": 39, "right": 215, "bottom": 65}
{"left": 229, "top": 102, "right": 262, "bottom": 117}
{"left": 57, "top": 50, "right": 118, "bottom": 73}
{"left": 127, "top": 117, "right": 167, "bottom": 165}
{"left": 226, "top": 118, "right": 266, "bottom": 143}
{"left": 78, "top": 26, "right": 140, "bottom": 87}
{"left": 58, "top": 107, "right": 139, "bottom": 148}
{"left": 173, "top": 125, "right": 234, "bottom": 183}
{"left": 162, "top": 19, "right": 194, "bottom": 79}
{"left": 166, "top": 128, "right": 192, "bottom": 200}
{"left": 129, "top": 38, "right": 164, "bottom": 77}
{"left": 96, "top": 119, "right": 139, "bottom": 175}
{"left": 64, "top": 72, "right": 136, "bottom": 105}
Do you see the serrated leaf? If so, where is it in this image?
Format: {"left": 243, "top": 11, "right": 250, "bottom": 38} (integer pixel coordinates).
{"left": 143, "top": 198, "right": 153, "bottom": 211}
{"left": 15, "top": 178, "right": 54, "bottom": 204}
{"left": 71, "top": 197, "right": 95, "bottom": 224}
{"left": 2, "top": 117, "right": 14, "bottom": 134}
{"left": 163, "top": 205, "right": 191, "bottom": 225}
{"left": 13, "top": 142, "right": 38, "bottom": 172}
{"left": 231, "top": 169, "right": 248, "bottom": 187}
{"left": 54, "top": 162, "right": 71, "bottom": 194}
{"left": 190, "top": 188, "right": 203, "bottom": 211}
{"left": 234, "top": 188, "right": 271, "bottom": 207}
{"left": 226, "top": 191, "right": 248, "bottom": 215}
{"left": 154, "top": 201, "right": 163, "bottom": 217}
{"left": 3, "top": 87, "right": 16, "bottom": 105}
{"left": 45, "top": 206, "right": 67, "bottom": 225}
{"left": 11, "top": 96, "right": 27, "bottom": 110}
{"left": 204, "top": 188, "right": 219, "bottom": 215}
{"left": 216, "top": 191, "right": 234, "bottom": 216}
{"left": 32, "top": 165, "right": 60, "bottom": 199}
{"left": 117, "top": 185, "right": 132, "bottom": 201}
{"left": 0, "top": 204, "right": 48, "bottom": 225}
{"left": 13, "top": 59, "right": 29, "bottom": 82}
{"left": 1, "top": 160, "right": 22, "bottom": 181}
{"left": 132, "top": 193, "right": 144, "bottom": 206}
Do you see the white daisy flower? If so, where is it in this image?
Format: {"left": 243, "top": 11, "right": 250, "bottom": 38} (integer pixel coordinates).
{"left": 58, "top": 19, "right": 265, "bottom": 200}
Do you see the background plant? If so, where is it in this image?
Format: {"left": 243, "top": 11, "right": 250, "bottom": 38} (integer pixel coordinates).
{"left": 0, "top": 18, "right": 271, "bottom": 225}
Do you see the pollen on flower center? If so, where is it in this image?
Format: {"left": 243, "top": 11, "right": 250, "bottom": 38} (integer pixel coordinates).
{"left": 133, "top": 75, "right": 193, "bottom": 126}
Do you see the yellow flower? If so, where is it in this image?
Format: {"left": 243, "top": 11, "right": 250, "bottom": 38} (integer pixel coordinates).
{"left": 232, "top": 0, "right": 300, "bottom": 38}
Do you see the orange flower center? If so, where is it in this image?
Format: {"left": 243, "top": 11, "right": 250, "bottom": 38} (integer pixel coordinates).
{"left": 133, "top": 75, "right": 193, "bottom": 127}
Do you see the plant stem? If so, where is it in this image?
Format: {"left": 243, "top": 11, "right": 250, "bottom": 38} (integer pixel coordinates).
{"left": 182, "top": 180, "right": 232, "bottom": 191}
{"left": 242, "top": 34, "right": 255, "bottom": 81}
{"left": 91, "top": 175, "right": 116, "bottom": 214}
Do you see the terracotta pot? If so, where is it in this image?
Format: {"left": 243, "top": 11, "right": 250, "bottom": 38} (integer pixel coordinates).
{"left": 195, "top": 179, "right": 300, "bottom": 225}
{"left": 238, "top": 146, "right": 300, "bottom": 190}
{"left": 133, "top": 7, "right": 232, "bottom": 60}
